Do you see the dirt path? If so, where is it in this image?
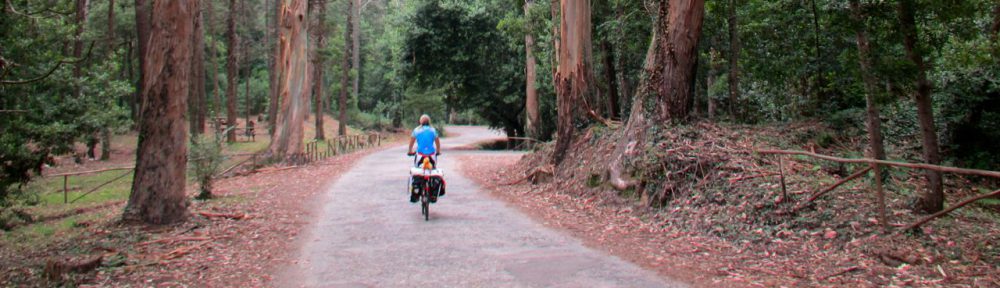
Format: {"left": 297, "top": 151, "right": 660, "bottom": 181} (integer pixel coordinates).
{"left": 278, "top": 126, "right": 683, "bottom": 287}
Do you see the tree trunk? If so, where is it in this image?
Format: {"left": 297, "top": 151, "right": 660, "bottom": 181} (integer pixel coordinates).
{"left": 525, "top": 0, "right": 540, "bottom": 139}
{"left": 655, "top": 0, "right": 705, "bottom": 121}
{"left": 205, "top": 0, "right": 222, "bottom": 123}
{"left": 727, "top": 0, "right": 740, "bottom": 119}
{"left": 338, "top": 0, "right": 353, "bottom": 137}
{"left": 849, "top": 0, "right": 888, "bottom": 228}
{"left": 551, "top": 0, "right": 593, "bottom": 165}
{"left": 898, "top": 0, "right": 943, "bottom": 213}
{"left": 123, "top": 0, "right": 195, "bottom": 225}
{"left": 268, "top": 0, "right": 309, "bottom": 159}
{"left": 550, "top": 0, "right": 560, "bottom": 89}
{"left": 352, "top": 0, "right": 361, "bottom": 103}
{"left": 601, "top": 40, "right": 620, "bottom": 120}
{"left": 226, "top": 0, "right": 239, "bottom": 143}
{"left": 101, "top": 0, "right": 116, "bottom": 160}
{"left": 268, "top": 0, "right": 280, "bottom": 136}
{"left": 849, "top": 1, "right": 886, "bottom": 161}
{"left": 107, "top": 0, "right": 115, "bottom": 55}
{"left": 608, "top": 0, "right": 706, "bottom": 191}
{"left": 707, "top": 49, "right": 720, "bottom": 119}
{"left": 73, "top": 0, "right": 90, "bottom": 99}
{"left": 100, "top": 129, "right": 112, "bottom": 160}
{"left": 311, "top": 0, "right": 327, "bottom": 140}
{"left": 614, "top": 3, "right": 630, "bottom": 116}
{"left": 809, "top": 0, "right": 826, "bottom": 112}
{"left": 134, "top": 0, "right": 150, "bottom": 122}
{"left": 190, "top": 4, "right": 207, "bottom": 136}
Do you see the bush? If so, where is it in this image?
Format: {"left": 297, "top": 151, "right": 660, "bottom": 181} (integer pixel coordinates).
{"left": 189, "top": 131, "right": 226, "bottom": 200}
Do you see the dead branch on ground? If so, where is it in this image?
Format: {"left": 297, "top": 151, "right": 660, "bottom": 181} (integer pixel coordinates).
{"left": 791, "top": 166, "right": 872, "bottom": 212}
{"left": 160, "top": 241, "right": 211, "bottom": 260}
{"left": 902, "top": 188, "right": 1000, "bottom": 231}
{"left": 138, "top": 236, "right": 224, "bottom": 247}
{"left": 757, "top": 149, "right": 1000, "bottom": 178}
{"left": 197, "top": 211, "right": 248, "bottom": 220}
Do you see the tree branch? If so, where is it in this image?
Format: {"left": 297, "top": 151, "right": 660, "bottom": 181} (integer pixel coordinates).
{"left": 757, "top": 149, "right": 1000, "bottom": 179}
{"left": 791, "top": 166, "right": 872, "bottom": 211}
{"left": 0, "top": 42, "right": 94, "bottom": 85}
{"left": 902, "top": 188, "right": 1000, "bottom": 231}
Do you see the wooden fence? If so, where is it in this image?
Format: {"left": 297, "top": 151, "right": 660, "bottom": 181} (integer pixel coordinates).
{"left": 46, "top": 132, "right": 385, "bottom": 204}
{"left": 758, "top": 149, "right": 1000, "bottom": 231}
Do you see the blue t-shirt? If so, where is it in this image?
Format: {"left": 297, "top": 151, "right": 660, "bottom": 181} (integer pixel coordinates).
{"left": 412, "top": 125, "right": 438, "bottom": 155}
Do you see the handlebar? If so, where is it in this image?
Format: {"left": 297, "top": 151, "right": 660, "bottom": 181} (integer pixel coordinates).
{"left": 407, "top": 152, "right": 441, "bottom": 156}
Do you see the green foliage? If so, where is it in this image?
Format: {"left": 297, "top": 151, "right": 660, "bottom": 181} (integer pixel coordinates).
{"left": 401, "top": 85, "right": 446, "bottom": 126}
{"left": 189, "top": 131, "right": 227, "bottom": 200}
{"left": 1, "top": 4, "right": 133, "bottom": 208}
{"left": 402, "top": 0, "right": 527, "bottom": 136}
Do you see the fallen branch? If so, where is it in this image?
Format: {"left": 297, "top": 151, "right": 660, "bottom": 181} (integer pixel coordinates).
{"left": 44, "top": 255, "right": 103, "bottom": 281}
{"left": 587, "top": 109, "right": 620, "bottom": 127}
{"left": 197, "top": 211, "right": 248, "bottom": 220}
{"left": 792, "top": 166, "right": 872, "bottom": 211}
{"left": 160, "top": 240, "right": 210, "bottom": 260}
{"left": 138, "top": 236, "right": 218, "bottom": 246}
{"left": 727, "top": 173, "right": 778, "bottom": 183}
{"left": 820, "top": 266, "right": 861, "bottom": 280}
{"left": 757, "top": 149, "right": 1000, "bottom": 179}
{"left": 901, "top": 188, "right": 1000, "bottom": 231}
{"left": 253, "top": 166, "right": 303, "bottom": 174}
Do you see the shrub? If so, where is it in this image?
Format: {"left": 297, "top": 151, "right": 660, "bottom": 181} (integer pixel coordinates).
{"left": 189, "top": 131, "right": 227, "bottom": 200}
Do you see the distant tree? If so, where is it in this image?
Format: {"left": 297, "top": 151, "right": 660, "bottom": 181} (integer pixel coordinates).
{"left": 73, "top": 0, "right": 90, "bottom": 99}
{"left": 338, "top": 0, "right": 353, "bottom": 136}
{"left": 311, "top": 0, "right": 328, "bottom": 140}
{"left": 525, "top": 0, "right": 540, "bottom": 139}
{"left": 226, "top": 0, "right": 239, "bottom": 142}
{"left": 123, "top": 0, "right": 196, "bottom": 225}
{"left": 726, "top": 0, "right": 740, "bottom": 119}
{"left": 190, "top": 3, "right": 207, "bottom": 136}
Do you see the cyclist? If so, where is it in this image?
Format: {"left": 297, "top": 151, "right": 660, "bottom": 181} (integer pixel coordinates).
{"left": 407, "top": 114, "right": 443, "bottom": 202}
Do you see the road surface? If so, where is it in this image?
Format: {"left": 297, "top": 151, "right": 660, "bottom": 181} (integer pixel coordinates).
{"left": 278, "top": 126, "right": 684, "bottom": 287}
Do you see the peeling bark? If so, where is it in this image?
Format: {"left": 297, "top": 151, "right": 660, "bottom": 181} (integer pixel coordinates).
{"left": 267, "top": 0, "right": 309, "bottom": 159}
{"left": 609, "top": 0, "right": 706, "bottom": 191}
{"left": 551, "top": 0, "right": 593, "bottom": 165}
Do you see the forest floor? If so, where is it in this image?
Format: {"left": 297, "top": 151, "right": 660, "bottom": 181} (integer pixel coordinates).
{"left": 460, "top": 121, "right": 1000, "bottom": 287}
{"left": 0, "top": 115, "right": 401, "bottom": 287}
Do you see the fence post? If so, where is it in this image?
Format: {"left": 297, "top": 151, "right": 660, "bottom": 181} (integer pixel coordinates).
{"left": 63, "top": 175, "right": 68, "bottom": 204}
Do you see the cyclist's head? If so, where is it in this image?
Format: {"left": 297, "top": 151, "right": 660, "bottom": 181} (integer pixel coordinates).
{"left": 419, "top": 114, "right": 431, "bottom": 126}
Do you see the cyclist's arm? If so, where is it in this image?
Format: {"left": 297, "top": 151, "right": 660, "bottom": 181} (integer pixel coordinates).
{"left": 435, "top": 136, "right": 441, "bottom": 155}
{"left": 407, "top": 137, "right": 416, "bottom": 154}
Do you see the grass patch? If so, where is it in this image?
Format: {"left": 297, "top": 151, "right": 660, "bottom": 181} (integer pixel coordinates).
{"left": 25, "top": 170, "right": 134, "bottom": 208}
{"left": 2, "top": 209, "right": 113, "bottom": 250}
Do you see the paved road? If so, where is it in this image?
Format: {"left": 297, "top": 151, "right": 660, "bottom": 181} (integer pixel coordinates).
{"left": 279, "top": 126, "right": 683, "bottom": 288}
